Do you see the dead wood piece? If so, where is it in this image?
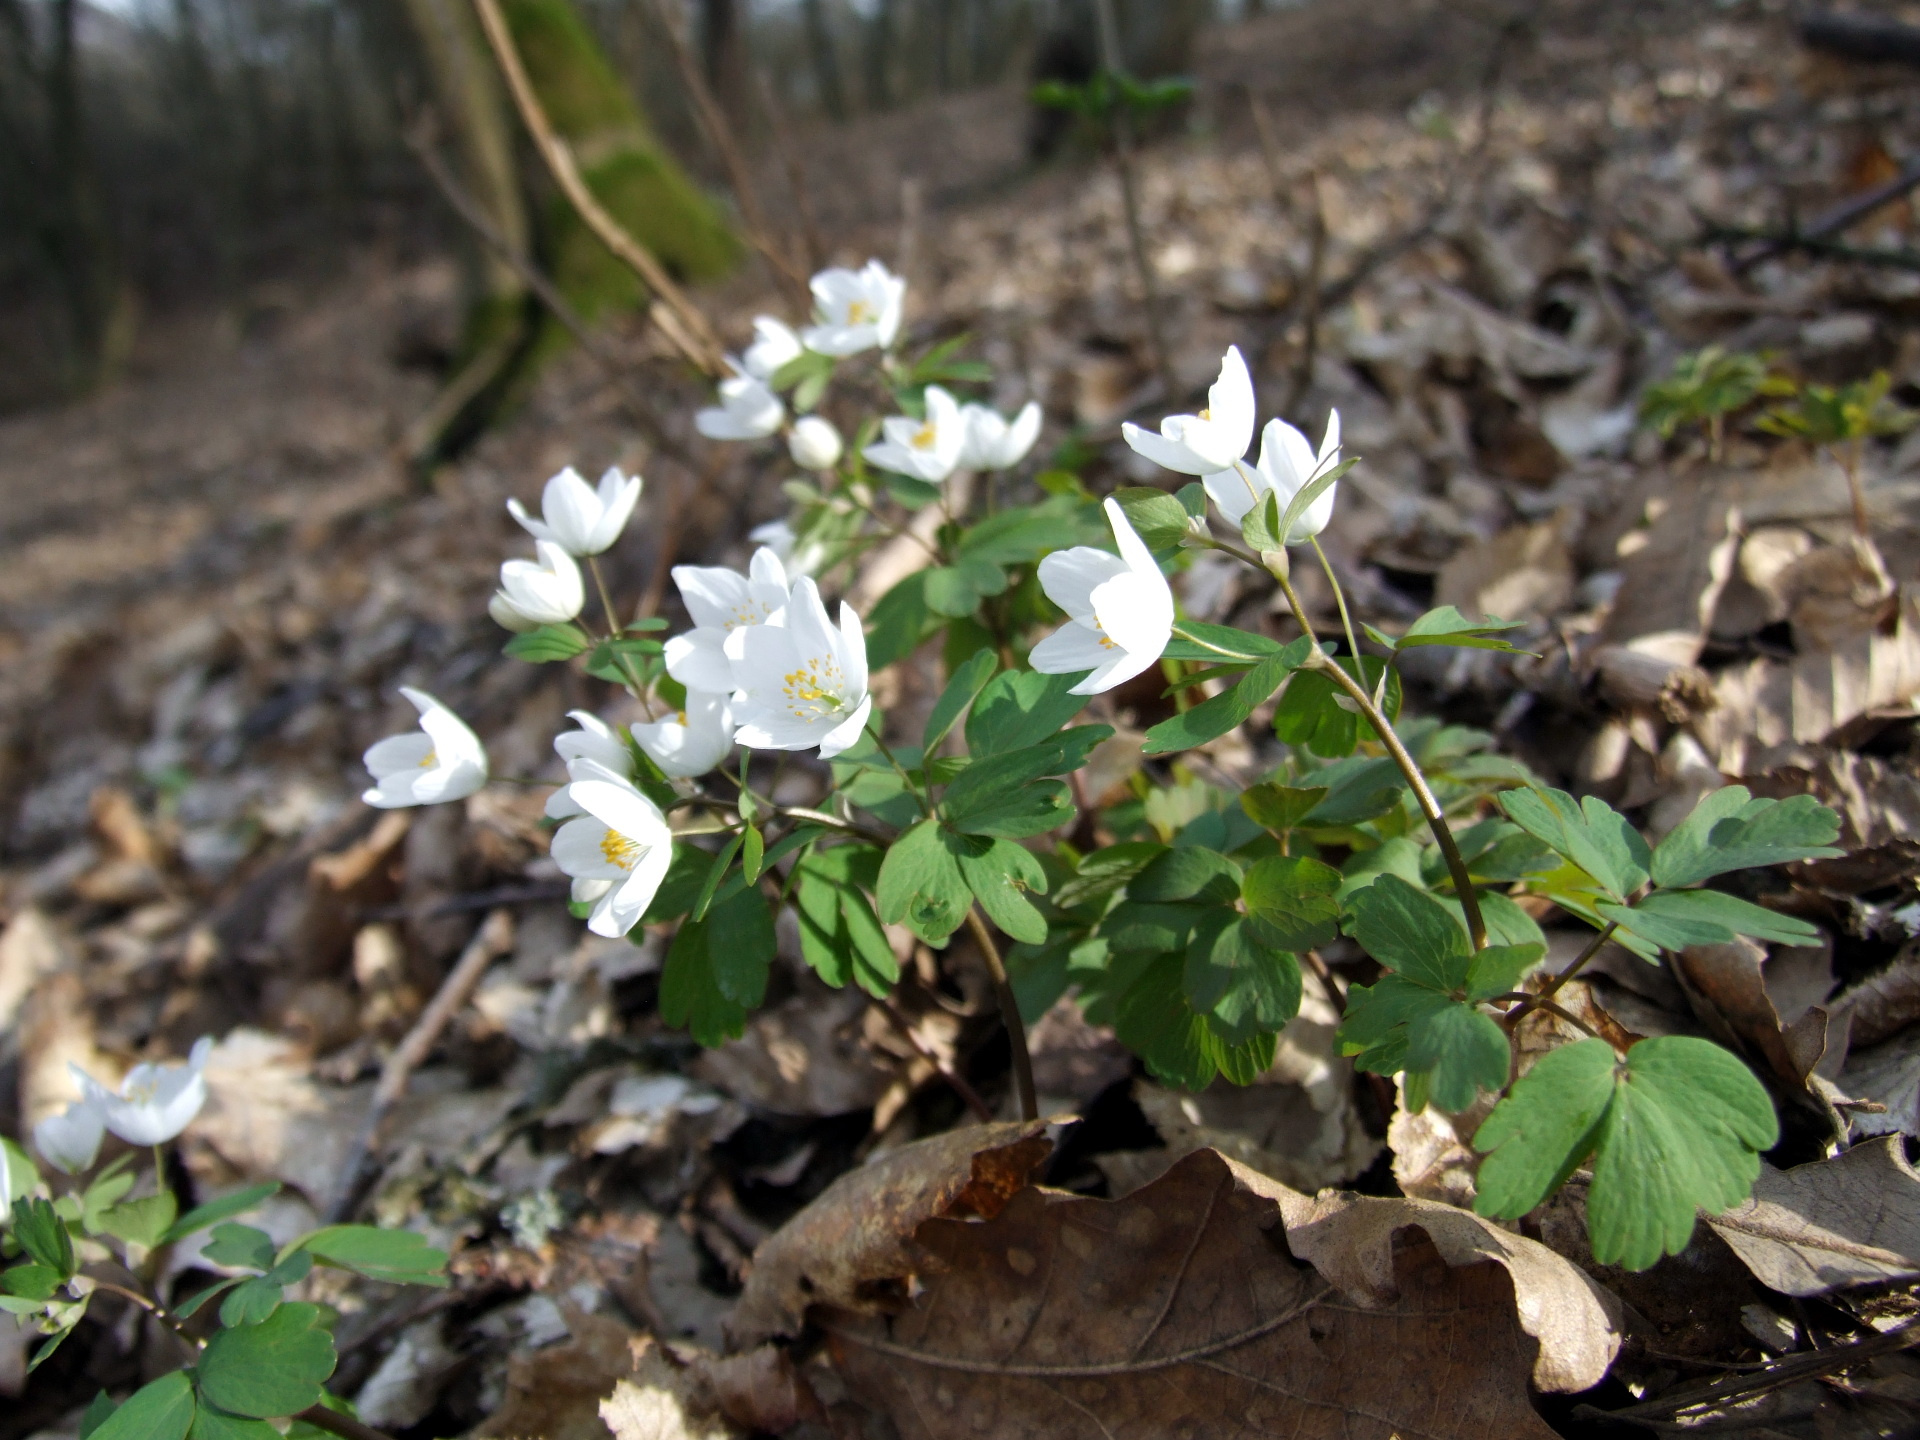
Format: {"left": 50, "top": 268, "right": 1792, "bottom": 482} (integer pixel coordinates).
{"left": 1592, "top": 645, "right": 1718, "bottom": 723}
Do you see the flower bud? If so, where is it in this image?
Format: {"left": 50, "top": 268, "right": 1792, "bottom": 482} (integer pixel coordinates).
{"left": 787, "top": 415, "right": 844, "bottom": 471}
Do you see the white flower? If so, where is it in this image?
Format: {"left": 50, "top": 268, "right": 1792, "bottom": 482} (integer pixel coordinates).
{"left": 742, "top": 316, "right": 804, "bottom": 382}
{"left": 664, "top": 547, "right": 790, "bottom": 692}
{"left": 507, "top": 466, "right": 641, "bottom": 557}
{"left": 1205, "top": 411, "right": 1343, "bottom": 541}
{"left": 363, "top": 687, "right": 490, "bottom": 809}
{"left": 748, "top": 519, "right": 825, "bottom": 577}
{"left": 497, "top": 540, "right": 585, "bottom": 626}
{"left": 1030, "top": 498, "right": 1174, "bottom": 695}
{"left": 544, "top": 757, "right": 634, "bottom": 820}
{"left": 632, "top": 690, "right": 735, "bottom": 778}
{"left": 489, "top": 592, "right": 541, "bottom": 632}
{"left": 1121, "top": 345, "right": 1257, "bottom": 476}
{"left": 35, "top": 1095, "right": 105, "bottom": 1174}
{"left": 863, "top": 385, "right": 967, "bottom": 483}
{"left": 958, "top": 400, "right": 1043, "bottom": 471}
{"left": 696, "top": 374, "right": 785, "bottom": 441}
{"left": 728, "top": 577, "right": 871, "bottom": 758}
{"left": 787, "top": 415, "right": 844, "bottom": 471}
{"left": 550, "top": 780, "right": 675, "bottom": 938}
{"left": 802, "top": 260, "right": 905, "bottom": 356}
{"left": 556, "top": 710, "right": 633, "bottom": 777}
{"left": 74, "top": 1037, "right": 213, "bottom": 1147}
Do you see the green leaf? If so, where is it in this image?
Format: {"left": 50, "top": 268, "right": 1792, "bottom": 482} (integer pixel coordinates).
{"left": 12, "top": 1197, "right": 74, "bottom": 1276}
{"left": 1053, "top": 842, "right": 1164, "bottom": 911}
{"left": 689, "top": 832, "right": 744, "bottom": 923}
{"left": 503, "top": 623, "right": 591, "bottom": 663}
{"left": 1163, "top": 622, "right": 1284, "bottom": 664}
{"left": 1498, "top": 786, "right": 1650, "bottom": 903}
{"left": 89, "top": 1372, "right": 194, "bottom": 1440}
{"left": 1649, "top": 787, "right": 1844, "bottom": 889}
{"left": 296, "top": 1226, "right": 448, "bottom": 1287}
{"left": 794, "top": 844, "right": 897, "bottom": 994}
{"left": 203, "top": 1224, "right": 277, "bottom": 1271}
{"left": 1115, "top": 954, "right": 1221, "bottom": 1090}
{"left": 188, "top": 1403, "right": 281, "bottom": 1440}
{"left": 956, "top": 499, "right": 1092, "bottom": 565}
{"left": 957, "top": 839, "right": 1050, "bottom": 945}
{"left": 943, "top": 726, "right": 1110, "bottom": 839}
{"left": 1271, "top": 655, "right": 1402, "bottom": 759}
{"left": 219, "top": 1276, "right": 287, "bottom": 1328}
{"left": 1365, "top": 605, "right": 1530, "bottom": 654}
{"left": 97, "top": 1192, "right": 178, "bottom": 1250}
{"left": 1111, "top": 487, "right": 1192, "bottom": 549}
{"left": 740, "top": 825, "right": 765, "bottom": 884}
{"left": 966, "top": 668, "right": 1089, "bottom": 755}
{"left": 924, "top": 558, "right": 1009, "bottom": 618}
{"left": 164, "top": 1184, "right": 280, "bottom": 1245}
{"left": 1466, "top": 943, "right": 1545, "bottom": 1002}
{"left": 1474, "top": 1036, "right": 1779, "bottom": 1270}
{"left": 1183, "top": 912, "right": 1302, "bottom": 1043}
{"left": 1598, "top": 887, "right": 1821, "bottom": 951}
{"left": 876, "top": 820, "right": 975, "bottom": 945}
{"left": 1345, "top": 874, "right": 1469, "bottom": 988}
{"left": 1128, "top": 846, "right": 1241, "bottom": 904}
{"left": 2, "top": 1263, "right": 61, "bottom": 1300}
{"left": 175, "top": 1277, "right": 243, "bottom": 1319}
{"left": 1241, "top": 855, "right": 1342, "bottom": 950}
{"left": 923, "top": 648, "right": 999, "bottom": 754}
{"left": 196, "top": 1302, "right": 337, "bottom": 1419}
{"left": 1142, "top": 643, "right": 1309, "bottom": 755}
{"left": 866, "top": 572, "right": 936, "bottom": 671}
{"left": 81, "top": 1390, "right": 119, "bottom": 1440}
{"left": 660, "top": 914, "right": 749, "bottom": 1047}
{"left": 1240, "top": 782, "right": 1328, "bottom": 834}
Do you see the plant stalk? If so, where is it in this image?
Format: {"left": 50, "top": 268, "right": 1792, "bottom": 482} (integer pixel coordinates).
{"left": 1506, "top": 922, "right": 1617, "bottom": 1028}
{"left": 965, "top": 906, "right": 1037, "bottom": 1121}
{"left": 294, "top": 1405, "right": 400, "bottom": 1440}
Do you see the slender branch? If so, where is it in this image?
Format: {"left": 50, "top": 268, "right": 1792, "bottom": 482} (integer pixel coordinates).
{"left": 468, "top": 0, "right": 724, "bottom": 375}
{"left": 326, "top": 909, "right": 515, "bottom": 1222}
{"left": 78, "top": 1272, "right": 201, "bottom": 1349}
{"left": 965, "top": 907, "right": 1037, "bottom": 1122}
{"left": 1267, "top": 563, "right": 1486, "bottom": 949}
{"left": 293, "top": 1405, "right": 402, "bottom": 1440}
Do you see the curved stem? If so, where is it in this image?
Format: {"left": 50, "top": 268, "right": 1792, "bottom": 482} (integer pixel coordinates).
{"left": 1308, "top": 535, "right": 1363, "bottom": 668}
{"left": 1505, "top": 922, "right": 1617, "bottom": 1029}
{"left": 965, "top": 907, "right": 1037, "bottom": 1122}
{"left": 294, "top": 1405, "right": 400, "bottom": 1440}
{"left": 586, "top": 556, "right": 654, "bottom": 715}
{"left": 1268, "top": 564, "right": 1487, "bottom": 950}
{"left": 867, "top": 726, "right": 933, "bottom": 818}
{"left": 79, "top": 1272, "right": 202, "bottom": 1351}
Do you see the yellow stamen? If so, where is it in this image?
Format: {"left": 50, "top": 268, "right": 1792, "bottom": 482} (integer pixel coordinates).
{"left": 600, "top": 830, "right": 643, "bottom": 872}
{"left": 675, "top": 711, "right": 688, "bottom": 726}
{"left": 781, "top": 656, "right": 847, "bottom": 722}
{"left": 1199, "top": 407, "right": 1211, "bottom": 421}
{"left": 912, "top": 422, "right": 937, "bottom": 449}
{"left": 418, "top": 750, "right": 438, "bottom": 768}
{"left": 847, "top": 299, "right": 874, "bottom": 326}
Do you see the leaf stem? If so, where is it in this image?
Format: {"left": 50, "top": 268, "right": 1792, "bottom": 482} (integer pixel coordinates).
{"left": 1505, "top": 922, "right": 1617, "bottom": 1029}
{"left": 293, "top": 1405, "right": 401, "bottom": 1440}
{"left": 1307, "top": 535, "right": 1363, "bottom": 670}
{"left": 867, "top": 724, "right": 933, "bottom": 818}
{"left": 965, "top": 906, "right": 1038, "bottom": 1121}
{"left": 1267, "top": 563, "right": 1487, "bottom": 949}
{"left": 78, "top": 1271, "right": 202, "bottom": 1351}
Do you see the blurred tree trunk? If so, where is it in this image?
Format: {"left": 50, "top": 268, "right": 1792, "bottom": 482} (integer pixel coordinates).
{"left": 697, "top": 0, "right": 748, "bottom": 129}
{"left": 932, "top": 0, "right": 955, "bottom": 90}
{"left": 863, "top": 0, "right": 896, "bottom": 109}
{"left": 800, "top": 0, "right": 846, "bottom": 120}
{"left": 401, "top": 0, "right": 738, "bottom": 463}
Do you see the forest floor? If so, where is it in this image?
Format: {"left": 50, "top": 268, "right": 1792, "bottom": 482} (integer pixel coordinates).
{"left": 3, "top": 1, "right": 1920, "bottom": 1436}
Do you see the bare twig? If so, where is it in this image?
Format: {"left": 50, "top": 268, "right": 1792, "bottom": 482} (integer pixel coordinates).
{"left": 1728, "top": 156, "right": 1920, "bottom": 274}
{"left": 327, "top": 908, "right": 515, "bottom": 1222}
{"left": 964, "top": 907, "right": 1037, "bottom": 1121}
{"left": 468, "top": 0, "right": 724, "bottom": 375}
{"left": 1091, "top": 0, "right": 1175, "bottom": 402}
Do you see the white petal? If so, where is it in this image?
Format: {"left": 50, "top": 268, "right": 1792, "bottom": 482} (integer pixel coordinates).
{"left": 551, "top": 816, "right": 623, "bottom": 879}
{"left": 364, "top": 731, "right": 434, "bottom": 779}
{"left": 506, "top": 497, "right": 556, "bottom": 546}
{"left": 572, "top": 780, "right": 671, "bottom": 849}
{"left": 1121, "top": 421, "right": 1214, "bottom": 476}
{"left": 817, "top": 693, "right": 872, "bottom": 759}
{"left": 542, "top": 467, "right": 598, "bottom": 553}
{"left": 1037, "top": 546, "right": 1129, "bottom": 622}
{"left": 1204, "top": 460, "right": 1271, "bottom": 526}
{"left": 1091, "top": 570, "right": 1174, "bottom": 659}
{"left": 997, "top": 401, "right": 1042, "bottom": 468}
{"left": 1103, "top": 498, "right": 1160, "bottom": 577}
{"left": 1207, "top": 346, "right": 1257, "bottom": 462}
{"left": 664, "top": 629, "right": 741, "bottom": 693}
{"left": 837, "top": 601, "right": 869, "bottom": 697}
{"left": 1070, "top": 642, "right": 1160, "bottom": 695}
{"left": 1029, "top": 622, "right": 1116, "bottom": 675}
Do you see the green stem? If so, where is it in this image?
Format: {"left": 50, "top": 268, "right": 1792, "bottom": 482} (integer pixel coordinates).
{"left": 1267, "top": 562, "right": 1487, "bottom": 950}
{"left": 1505, "top": 922, "right": 1617, "bottom": 1029}
{"left": 1308, "top": 535, "right": 1363, "bottom": 670}
{"left": 586, "top": 556, "right": 655, "bottom": 715}
{"left": 867, "top": 724, "right": 933, "bottom": 818}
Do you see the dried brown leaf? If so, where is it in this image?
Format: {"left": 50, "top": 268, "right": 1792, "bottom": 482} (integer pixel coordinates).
{"left": 1708, "top": 1137, "right": 1920, "bottom": 1295}
{"left": 827, "top": 1149, "right": 1617, "bottom": 1440}
{"left": 726, "top": 1119, "right": 1055, "bottom": 1348}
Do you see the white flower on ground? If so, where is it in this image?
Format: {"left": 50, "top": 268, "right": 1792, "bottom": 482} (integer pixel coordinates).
{"left": 1121, "top": 345, "right": 1256, "bottom": 476}
{"left": 1030, "top": 498, "right": 1174, "bottom": 695}
{"left": 35, "top": 1095, "right": 105, "bottom": 1173}
{"left": 958, "top": 400, "right": 1043, "bottom": 471}
{"left": 550, "top": 780, "right": 675, "bottom": 938}
{"left": 1203, "top": 410, "right": 1342, "bottom": 541}
{"left": 507, "top": 466, "right": 641, "bottom": 556}
{"left": 363, "top": 687, "right": 490, "bottom": 808}
{"left": 73, "top": 1038, "right": 213, "bottom": 1147}
{"left": 664, "top": 547, "right": 790, "bottom": 692}
{"left": 787, "top": 414, "right": 844, "bottom": 471}
{"left": 742, "top": 316, "right": 804, "bottom": 381}
{"left": 863, "top": 385, "right": 966, "bottom": 483}
{"left": 496, "top": 540, "right": 585, "bottom": 626}
{"left": 632, "top": 690, "right": 735, "bottom": 778}
{"left": 555, "top": 710, "right": 633, "bottom": 777}
{"left": 802, "top": 259, "right": 905, "bottom": 356}
{"left": 728, "top": 577, "right": 872, "bottom": 758}
{"left": 696, "top": 374, "right": 784, "bottom": 441}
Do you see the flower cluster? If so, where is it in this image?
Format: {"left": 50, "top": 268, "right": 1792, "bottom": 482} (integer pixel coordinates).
{"left": 33, "top": 1037, "right": 214, "bottom": 1173}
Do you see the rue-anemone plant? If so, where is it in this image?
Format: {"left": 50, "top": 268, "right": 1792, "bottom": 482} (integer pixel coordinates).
{"left": 2, "top": 1042, "right": 449, "bottom": 1438}
{"left": 378, "top": 262, "right": 1846, "bottom": 1275}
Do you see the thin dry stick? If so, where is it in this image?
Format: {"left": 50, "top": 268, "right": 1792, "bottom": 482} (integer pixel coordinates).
{"left": 754, "top": 70, "right": 826, "bottom": 274}
{"left": 469, "top": 0, "right": 725, "bottom": 375}
{"left": 1091, "top": 0, "right": 1175, "bottom": 401}
{"left": 645, "top": 0, "right": 810, "bottom": 309}
{"left": 964, "top": 907, "right": 1038, "bottom": 1122}
{"left": 328, "top": 908, "right": 515, "bottom": 1222}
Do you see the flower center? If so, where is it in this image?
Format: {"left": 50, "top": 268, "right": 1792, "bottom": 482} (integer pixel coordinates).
{"left": 418, "top": 749, "right": 438, "bottom": 768}
{"left": 724, "top": 601, "right": 775, "bottom": 629}
{"left": 600, "top": 829, "right": 643, "bottom": 872}
{"left": 912, "top": 422, "right": 937, "bottom": 449}
{"left": 675, "top": 711, "right": 688, "bottom": 726}
{"left": 782, "top": 657, "right": 847, "bottom": 721}
{"left": 1199, "top": 407, "right": 1212, "bottom": 422}
{"left": 847, "top": 299, "right": 874, "bottom": 326}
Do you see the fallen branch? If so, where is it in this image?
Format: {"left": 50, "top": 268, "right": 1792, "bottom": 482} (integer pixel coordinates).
{"left": 326, "top": 908, "right": 516, "bottom": 1222}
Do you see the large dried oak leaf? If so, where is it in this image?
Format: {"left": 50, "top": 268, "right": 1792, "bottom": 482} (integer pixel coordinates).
{"left": 828, "top": 1149, "right": 1618, "bottom": 1439}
